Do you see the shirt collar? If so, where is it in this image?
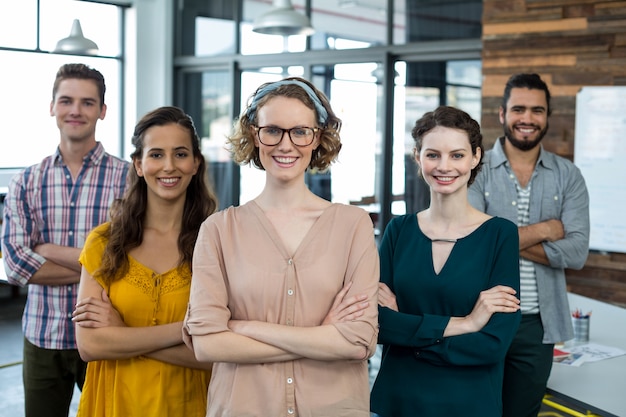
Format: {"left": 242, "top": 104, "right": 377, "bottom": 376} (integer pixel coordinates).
{"left": 53, "top": 142, "right": 105, "bottom": 166}
{"left": 491, "top": 136, "right": 549, "bottom": 169}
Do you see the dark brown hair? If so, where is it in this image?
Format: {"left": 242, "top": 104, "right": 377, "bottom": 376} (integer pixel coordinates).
{"left": 52, "top": 63, "right": 106, "bottom": 107}
{"left": 96, "top": 106, "right": 218, "bottom": 283}
{"left": 411, "top": 105, "right": 483, "bottom": 186}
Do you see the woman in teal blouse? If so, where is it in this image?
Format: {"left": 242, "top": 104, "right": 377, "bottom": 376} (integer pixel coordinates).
{"left": 370, "top": 106, "right": 522, "bottom": 417}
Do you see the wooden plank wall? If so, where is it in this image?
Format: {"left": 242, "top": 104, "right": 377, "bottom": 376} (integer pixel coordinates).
{"left": 481, "top": 0, "right": 626, "bottom": 307}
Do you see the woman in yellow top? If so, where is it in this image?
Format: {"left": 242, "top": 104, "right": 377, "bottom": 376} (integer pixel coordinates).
{"left": 72, "top": 106, "right": 218, "bottom": 417}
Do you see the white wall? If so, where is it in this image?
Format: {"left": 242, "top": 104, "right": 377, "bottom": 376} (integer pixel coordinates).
{"left": 123, "top": 0, "right": 173, "bottom": 155}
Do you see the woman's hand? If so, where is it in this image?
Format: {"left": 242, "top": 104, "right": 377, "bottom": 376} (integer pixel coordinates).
{"left": 322, "top": 281, "right": 369, "bottom": 325}
{"left": 378, "top": 282, "right": 398, "bottom": 312}
{"left": 465, "top": 285, "right": 520, "bottom": 332}
{"left": 73, "top": 289, "right": 126, "bottom": 328}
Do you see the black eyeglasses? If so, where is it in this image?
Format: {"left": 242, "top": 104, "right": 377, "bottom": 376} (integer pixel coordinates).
{"left": 253, "top": 126, "right": 320, "bottom": 147}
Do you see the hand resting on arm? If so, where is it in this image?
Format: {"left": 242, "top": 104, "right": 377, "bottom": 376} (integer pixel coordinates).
{"left": 74, "top": 269, "right": 212, "bottom": 370}
{"left": 378, "top": 282, "right": 519, "bottom": 337}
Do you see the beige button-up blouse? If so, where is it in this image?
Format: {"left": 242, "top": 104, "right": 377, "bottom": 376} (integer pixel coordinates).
{"left": 184, "top": 201, "right": 379, "bottom": 417}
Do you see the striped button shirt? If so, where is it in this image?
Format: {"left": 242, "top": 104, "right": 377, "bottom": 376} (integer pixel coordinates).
{"left": 1, "top": 142, "right": 129, "bottom": 350}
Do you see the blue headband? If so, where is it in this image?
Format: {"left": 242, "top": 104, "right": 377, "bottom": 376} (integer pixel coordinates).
{"left": 246, "top": 80, "right": 328, "bottom": 126}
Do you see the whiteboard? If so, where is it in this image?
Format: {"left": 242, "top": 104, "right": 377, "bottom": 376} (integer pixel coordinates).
{"left": 574, "top": 86, "right": 626, "bottom": 253}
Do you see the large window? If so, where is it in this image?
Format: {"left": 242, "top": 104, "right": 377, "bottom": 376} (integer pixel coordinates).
{"left": 174, "top": 0, "right": 483, "bottom": 231}
{"left": 0, "top": 0, "right": 125, "bottom": 173}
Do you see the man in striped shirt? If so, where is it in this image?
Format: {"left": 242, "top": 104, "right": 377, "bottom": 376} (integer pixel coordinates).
{"left": 1, "top": 63, "right": 129, "bottom": 417}
{"left": 468, "top": 73, "right": 590, "bottom": 417}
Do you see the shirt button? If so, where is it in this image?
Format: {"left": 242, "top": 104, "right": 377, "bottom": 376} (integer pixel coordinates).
{"left": 70, "top": 201, "right": 75, "bottom": 207}
{"left": 484, "top": 192, "right": 490, "bottom": 197}
{"left": 511, "top": 201, "right": 517, "bottom": 206}
{"left": 287, "top": 408, "right": 295, "bottom": 414}
{"left": 287, "top": 289, "right": 294, "bottom": 296}
{"left": 288, "top": 259, "right": 293, "bottom": 265}
{"left": 287, "top": 377, "right": 293, "bottom": 384}
{"left": 554, "top": 195, "right": 559, "bottom": 201}
{"left": 68, "top": 231, "right": 74, "bottom": 235}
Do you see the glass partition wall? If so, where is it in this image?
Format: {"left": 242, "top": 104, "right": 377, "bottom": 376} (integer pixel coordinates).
{"left": 174, "top": 0, "right": 482, "bottom": 233}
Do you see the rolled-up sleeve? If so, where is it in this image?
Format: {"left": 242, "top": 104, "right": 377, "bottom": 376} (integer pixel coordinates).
{"left": 542, "top": 167, "right": 589, "bottom": 270}
{"left": 1, "top": 173, "right": 45, "bottom": 287}
{"left": 332, "top": 211, "right": 379, "bottom": 358}
{"left": 183, "top": 218, "right": 231, "bottom": 350}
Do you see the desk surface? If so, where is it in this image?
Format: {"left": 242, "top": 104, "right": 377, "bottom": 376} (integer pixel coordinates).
{"left": 0, "top": 260, "right": 7, "bottom": 283}
{"left": 547, "top": 293, "right": 626, "bottom": 417}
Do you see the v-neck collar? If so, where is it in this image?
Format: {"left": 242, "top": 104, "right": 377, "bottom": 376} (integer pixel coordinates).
{"left": 247, "top": 200, "right": 336, "bottom": 259}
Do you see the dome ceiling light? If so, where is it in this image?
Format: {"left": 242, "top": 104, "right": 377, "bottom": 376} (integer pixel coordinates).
{"left": 53, "top": 19, "right": 99, "bottom": 55}
{"left": 252, "top": 0, "right": 314, "bottom": 36}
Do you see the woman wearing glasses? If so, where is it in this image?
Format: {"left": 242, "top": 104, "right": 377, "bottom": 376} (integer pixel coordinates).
{"left": 183, "top": 77, "right": 379, "bottom": 416}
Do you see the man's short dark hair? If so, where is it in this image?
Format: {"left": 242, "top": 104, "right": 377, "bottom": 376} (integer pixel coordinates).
{"left": 502, "top": 73, "right": 551, "bottom": 116}
{"left": 52, "top": 63, "right": 106, "bottom": 107}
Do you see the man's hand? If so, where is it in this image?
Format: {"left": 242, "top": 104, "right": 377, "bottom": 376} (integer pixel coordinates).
{"left": 541, "top": 219, "right": 565, "bottom": 242}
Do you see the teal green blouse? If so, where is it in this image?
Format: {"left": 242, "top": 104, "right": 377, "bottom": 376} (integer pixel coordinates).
{"left": 371, "top": 215, "right": 521, "bottom": 417}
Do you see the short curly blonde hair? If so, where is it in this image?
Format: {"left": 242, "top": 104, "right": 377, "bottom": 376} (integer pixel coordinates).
{"left": 226, "top": 77, "right": 342, "bottom": 171}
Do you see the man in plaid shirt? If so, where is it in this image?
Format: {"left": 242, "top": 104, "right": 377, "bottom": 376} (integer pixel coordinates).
{"left": 1, "top": 63, "right": 129, "bottom": 417}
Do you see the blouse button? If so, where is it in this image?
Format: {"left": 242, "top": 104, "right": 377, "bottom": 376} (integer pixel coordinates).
{"left": 287, "top": 377, "right": 293, "bottom": 384}
{"left": 288, "top": 259, "right": 293, "bottom": 265}
{"left": 554, "top": 195, "right": 559, "bottom": 201}
{"left": 484, "top": 192, "right": 490, "bottom": 197}
{"left": 287, "top": 408, "right": 295, "bottom": 414}
{"left": 287, "top": 289, "right": 294, "bottom": 296}
{"left": 511, "top": 201, "right": 517, "bottom": 206}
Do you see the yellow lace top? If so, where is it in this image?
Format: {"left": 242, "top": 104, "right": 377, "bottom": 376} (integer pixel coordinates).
{"left": 77, "top": 222, "right": 210, "bottom": 417}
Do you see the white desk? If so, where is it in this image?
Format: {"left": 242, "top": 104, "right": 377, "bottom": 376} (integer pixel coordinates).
{"left": 547, "top": 293, "right": 626, "bottom": 417}
{"left": 0, "top": 254, "right": 8, "bottom": 284}
{"left": 0, "top": 261, "right": 8, "bottom": 282}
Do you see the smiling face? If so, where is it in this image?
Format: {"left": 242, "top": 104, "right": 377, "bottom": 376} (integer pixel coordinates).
{"left": 50, "top": 78, "right": 106, "bottom": 145}
{"left": 500, "top": 87, "right": 549, "bottom": 151}
{"left": 133, "top": 123, "right": 200, "bottom": 205}
{"left": 416, "top": 125, "right": 480, "bottom": 195}
{"left": 253, "top": 95, "right": 319, "bottom": 184}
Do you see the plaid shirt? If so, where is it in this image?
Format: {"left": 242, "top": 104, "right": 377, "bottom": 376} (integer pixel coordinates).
{"left": 1, "top": 142, "right": 129, "bottom": 350}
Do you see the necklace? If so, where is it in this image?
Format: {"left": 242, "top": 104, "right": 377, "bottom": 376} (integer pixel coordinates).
{"left": 431, "top": 238, "right": 457, "bottom": 243}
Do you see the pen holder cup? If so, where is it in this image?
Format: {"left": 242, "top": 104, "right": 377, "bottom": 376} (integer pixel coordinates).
{"left": 572, "top": 316, "right": 590, "bottom": 343}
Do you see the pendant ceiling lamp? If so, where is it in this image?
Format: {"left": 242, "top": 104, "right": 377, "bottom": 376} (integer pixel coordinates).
{"left": 252, "top": 0, "right": 314, "bottom": 36}
{"left": 53, "top": 19, "right": 99, "bottom": 55}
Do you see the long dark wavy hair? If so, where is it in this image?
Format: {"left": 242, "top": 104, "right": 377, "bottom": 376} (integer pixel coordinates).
{"left": 96, "top": 106, "right": 218, "bottom": 284}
